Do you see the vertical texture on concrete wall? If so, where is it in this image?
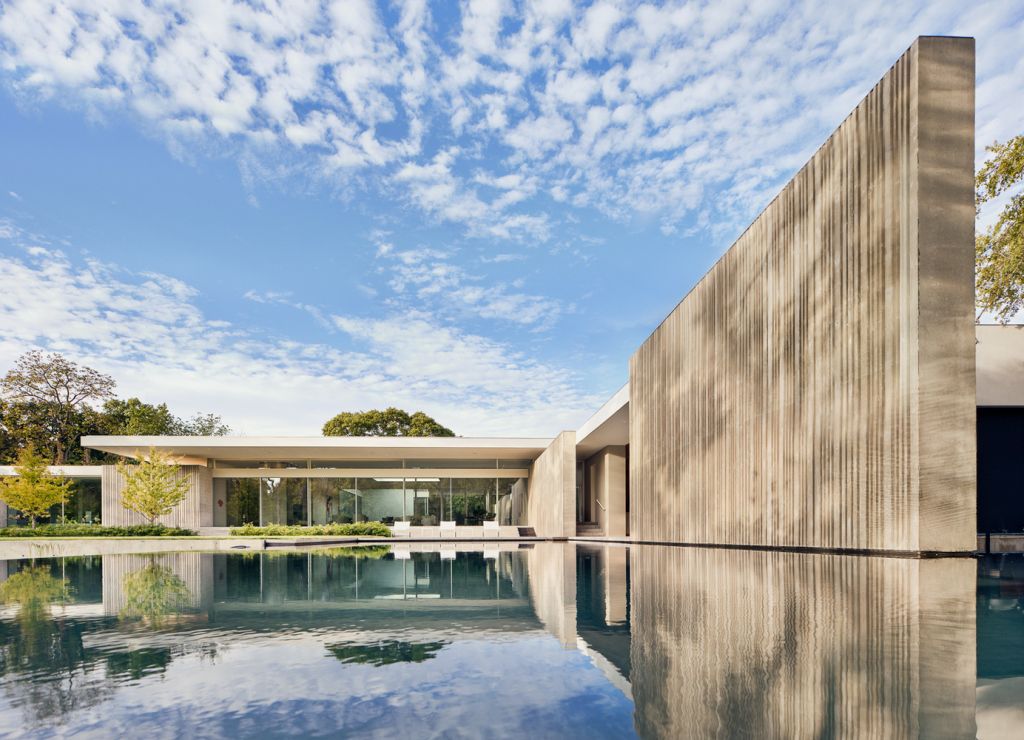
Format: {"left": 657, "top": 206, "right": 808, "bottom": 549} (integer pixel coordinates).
{"left": 629, "top": 547, "right": 976, "bottom": 738}
{"left": 525, "top": 542, "right": 577, "bottom": 647}
{"left": 585, "top": 446, "right": 628, "bottom": 537}
{"left": 102, "top": 465, "right": 212, "bottom": 529}
{"left": 527, "top": 431, "right": 575, "bottom": 537}
{"left": 102, "top": 552, "right": 213, "bottom": 615}
{"left": 629, "top": 37, "right": 976, "bottom": 552}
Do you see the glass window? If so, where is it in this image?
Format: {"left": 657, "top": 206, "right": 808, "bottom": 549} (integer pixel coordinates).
{"left": 216, "top": 460, "right": 308, "bottom": 469}
{"left": 451, "top": 478, "right": 497, "bottom": 525}
{"left": 496, "top": 477, "right": 528, "bottom": 525}
{"left": 405, "top": 459, "right": 497, "bottom": 469}
{"left": 225, "top": 478, "right": 260, "bottom": 526}
{"left": 310, "top": 478, "right": 358, "bottom": 525}
{"left": 311, "top": 460, "right": 401, "bottom": 469}
{"left": 358, "top": 477, "right": 407, "bottom": 523}
{"left": 65, "top": 479, "right": 102, "bottom": 524}
{"left": 404, "top": 477, "right": 447, "bottom": 526}
{"left": 496, "top": 459, "right": 533, "bottom": 469}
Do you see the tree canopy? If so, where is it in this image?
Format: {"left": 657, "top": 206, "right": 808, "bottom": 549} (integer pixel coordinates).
{"left": 322, "top": 407, "right": 455, "bottom": 437}
{"left": 0, "top": 352, "right": 232, "bottom": 465}
{"left": 976, "top": 135, "right": 1024, "bottom": 321}
{"left": 0, "top": 446, "right": 70, "bottom": 527}
{"left": 1, "top": 351, "right": 116, "bottom": 464}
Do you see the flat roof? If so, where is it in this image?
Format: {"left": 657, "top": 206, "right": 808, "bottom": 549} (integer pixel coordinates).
{"left": 576, "top": 383, "right": 629, "bottom": 458}
{"left": 81, "top": 436, "right": 552, "bottom": 461}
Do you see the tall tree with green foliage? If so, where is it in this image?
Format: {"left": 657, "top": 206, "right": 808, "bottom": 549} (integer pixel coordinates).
{"left": 0, "top": 446, "right": 70, "bottom": 527}
{"left": 117, "top": 448, "right": 190, "bottom": 525}
{"left": 322, "top": 407, "right": 455, "bottom": 437}
{"left": 0, "top": 351, "right": 116, "bottom": 464}
{"left": 976, "top": 135, "right": 1024, "bottom": 321}
{"left": 100, "top": 398, "right": 178, "bottom": 435}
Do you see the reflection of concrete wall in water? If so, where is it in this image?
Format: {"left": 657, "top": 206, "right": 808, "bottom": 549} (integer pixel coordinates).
{"left": 630, "top": 547, "right": 976, "bottom": 738}
{"left": 102, "top": 553, "right": 213, "bottom": 615}
{"left": 102, "top": 465, "right": 213, "bottom": 529}
{"left": 629, "top": 37, "right": 977, "bottom": 553}
{"left": 527, "top": 432, "right": 575, "bottom": 537}
{"left": 524, "top": 543, "right": 576, "bottom": 647}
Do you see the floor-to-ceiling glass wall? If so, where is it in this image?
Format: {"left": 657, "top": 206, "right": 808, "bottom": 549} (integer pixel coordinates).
{"left": 261, "top": 477, "right": 308, "bottom": 526}
{"left": 359, "top": 477, "right": 407, "bottom": 523}
{"left": 451, "top": 478, "right": 497, "bottom": 525}
{"left": 309, "top": 478, "right": 358, "bottom": 525}
{"left": 225, "top": 479, "right": 260, "bottom": 526}
{"left": 212, "top": 465, "right": 527, "bottom": 527}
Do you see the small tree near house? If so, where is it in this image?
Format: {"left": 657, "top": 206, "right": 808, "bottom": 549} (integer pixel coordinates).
{"left": 0, "top": 446, "right": 70, "bottom": 527}
{"left": 117, "top": 447, "right": 189, "bottom": 525}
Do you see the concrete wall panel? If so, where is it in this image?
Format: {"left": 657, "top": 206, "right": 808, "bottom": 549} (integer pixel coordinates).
{"left": 526, "top": 431, "right": 575, "bottom": 537}
{"left": 628, "top": 37, "right": 976, "bottom": 552}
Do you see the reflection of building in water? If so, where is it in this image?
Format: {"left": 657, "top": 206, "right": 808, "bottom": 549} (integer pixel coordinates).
{"left": 630, "top": 547, "right": 976, "bottom": 739}
{"left": 102, "top": 553, "right": 213, "bottom": 615}
{"left": 524, "top": 542, "right": 577, "bottom": 647}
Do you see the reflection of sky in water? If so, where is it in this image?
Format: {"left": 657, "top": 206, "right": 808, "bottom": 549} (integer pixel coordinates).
{"left": 60, "top": 635, "right": 636, "bottom": 739}
{"left": 2, "top": 548, "right": 1023, "bottom": 738}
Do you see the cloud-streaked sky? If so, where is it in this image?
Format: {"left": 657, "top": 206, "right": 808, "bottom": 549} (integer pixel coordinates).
{"left": 1, "top": 1, "right": 1022, "bottom": 436}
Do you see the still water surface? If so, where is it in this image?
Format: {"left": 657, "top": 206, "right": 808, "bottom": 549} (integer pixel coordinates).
{"left": 0, "top": 544, "right": 1020, "bottom": 738}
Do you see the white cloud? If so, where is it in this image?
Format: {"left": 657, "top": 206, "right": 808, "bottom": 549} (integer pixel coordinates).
{"left": 0, "top": 233, "right": 596, "bottom": 436}
{"left": 374, "top": 240, "right": 563, "bottom": 330}
{"left": 2, "top": 1, "right": 1020, "bottom": 242}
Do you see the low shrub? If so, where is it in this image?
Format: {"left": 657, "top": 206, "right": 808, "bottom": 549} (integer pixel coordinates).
{"left": 230, "top": 522, "right": 392, "bottom": 538}
{"left": 0, "top": 524, "right": 197, "bottom": 537}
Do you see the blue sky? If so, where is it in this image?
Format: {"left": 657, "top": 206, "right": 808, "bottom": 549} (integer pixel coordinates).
{"left": 0, "top": 1, "right": 1022, "bottom": 436}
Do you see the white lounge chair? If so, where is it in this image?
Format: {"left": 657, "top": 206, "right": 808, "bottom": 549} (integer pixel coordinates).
{"left": 392, "top": 521, "right": 412, "bottom": 538}
{"left": 440, "top": 520, "right": 457, "bottom": 538}
{"left": 483, "top": 520, "right": 500, "bottom": 539}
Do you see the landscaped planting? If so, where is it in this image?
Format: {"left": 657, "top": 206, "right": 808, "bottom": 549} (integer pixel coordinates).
{"left": 229, "top": 522, "right": 392, "bottom": 538}
{"left": 0, "top": 524, "right": 197, "bottom": 537}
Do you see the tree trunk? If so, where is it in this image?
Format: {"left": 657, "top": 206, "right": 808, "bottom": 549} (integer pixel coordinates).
{"left": 29, "top": 515, "right": 36, "bottom": 529}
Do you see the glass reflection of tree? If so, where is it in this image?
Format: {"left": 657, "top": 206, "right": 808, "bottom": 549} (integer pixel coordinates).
{"left": 119, "top": 560, "right": 191, "bottom": 628}
{"left": 327, "top": 639, "right": 447, "bottom": 666}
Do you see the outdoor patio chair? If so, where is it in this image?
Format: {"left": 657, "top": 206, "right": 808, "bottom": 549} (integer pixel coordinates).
{"left": 392, "top": 521, "right": 412, "bottom": 538}
{"left": 440, "top": 520, "right": 457, "bottom": 538}
{"left": 483, "top": 520, "right": 500, "bottom": 538}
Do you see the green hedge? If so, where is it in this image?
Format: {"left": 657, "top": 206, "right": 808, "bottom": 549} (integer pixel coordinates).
{"left": 230, "top": 522, "right": 392, "bottom": 538}
{"left": 0, "top": 524, "right": 197, "bottom": 538}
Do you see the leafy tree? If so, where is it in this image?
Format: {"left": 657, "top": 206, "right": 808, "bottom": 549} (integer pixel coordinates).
{"left": 116, "top": 448, "right": 190, "bottom": 525}
{"left": 0, "top": 351, "right": 116, "bottom": 464}
{"left": 100, "top": 398, "right": 177, "bottom": 435}
{"left": 171, "top": 412, "right": 231, "bottom": 436}
{"left": 976, "top": 135, "right": 1024, "bottom": 321}
{"left": 322, "top": 407, "right": 455, "bottom": 437}
{"left": 0, "top": 446, "right": 70, "bottom": 527}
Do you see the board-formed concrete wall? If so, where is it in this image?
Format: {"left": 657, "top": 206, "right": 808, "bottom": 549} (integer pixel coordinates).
{"left": 526, "top": 431, "right": 575, "bottom": 537}
{"left": 102, "top": 464, "right": 212, "bottom": 529}
{"left": 629, "top": 36, "right": 976, "bottom": 553}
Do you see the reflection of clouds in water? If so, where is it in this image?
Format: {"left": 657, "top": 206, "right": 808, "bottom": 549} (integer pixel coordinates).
{"left": 59, "top": 635, "right": 635, "bottom": 739}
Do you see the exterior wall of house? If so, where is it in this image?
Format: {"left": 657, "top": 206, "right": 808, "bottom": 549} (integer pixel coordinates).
{"left": 583, "top": 446, "right": 628, "bottom": 537}
{"left": 527, "top": 431, "right": 576, "bottom": 537}
{"left": 629, "top": 37, "right": 976, "bottom": 553}
{"left": 101, "top": 464, "right": 213, "bottom": 529}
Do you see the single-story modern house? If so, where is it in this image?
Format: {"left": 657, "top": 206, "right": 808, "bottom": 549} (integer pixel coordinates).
{"left": 2, "top": 39, "right": 1022, "bottom": 551}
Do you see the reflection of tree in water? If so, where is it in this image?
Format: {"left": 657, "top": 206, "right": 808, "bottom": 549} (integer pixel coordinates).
{"left": 0, "top": 565, "right": 116, "bottom": 728}
{"left": 0, "top": 565, "right": 72, "bottom": 668}
{"left": 119, "top": 560, "right": 191, "bottom": 628}
{"left": 327, "top": 639, "right": 447, "bottom": 667}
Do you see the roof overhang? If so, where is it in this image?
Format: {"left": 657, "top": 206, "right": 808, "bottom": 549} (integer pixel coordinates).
{"left": 80, "top": 436, "right": 553, "bottom": 463}
{"left": 575, "top": 383, "right": 629, "bottom": 458}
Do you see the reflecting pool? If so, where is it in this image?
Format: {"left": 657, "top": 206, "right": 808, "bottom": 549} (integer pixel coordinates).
{"left": 0, "top": 545, "right": 1019, "bottom": 738}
